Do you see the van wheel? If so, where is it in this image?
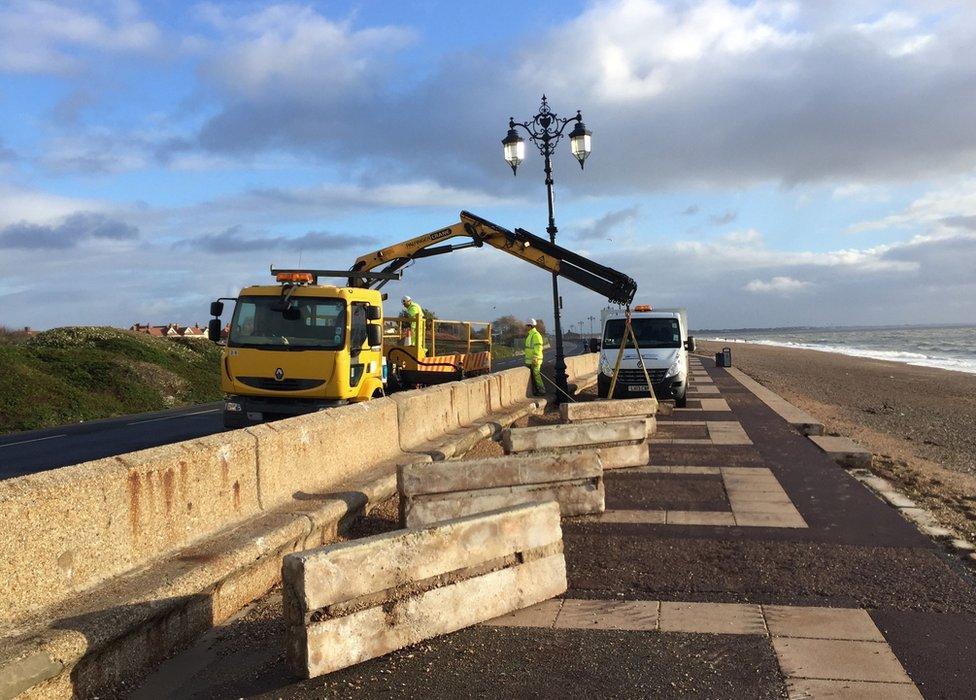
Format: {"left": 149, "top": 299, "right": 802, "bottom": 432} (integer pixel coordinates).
{"left": 597, "top": 375, "right": 609, "bottom": 398}
{"left": 674, "top": 391, "right": 687, "bottom": 408}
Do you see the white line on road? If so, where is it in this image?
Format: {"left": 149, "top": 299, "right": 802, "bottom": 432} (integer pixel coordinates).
{"left": 127, "top": 408, "right": 220, "bottom": 426}
{"left": 0, "top": 433, "right": 67, "bottom": 448}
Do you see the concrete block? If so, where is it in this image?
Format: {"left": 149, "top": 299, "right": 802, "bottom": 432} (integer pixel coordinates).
{"left": 809, "top": 436, "right": 872, "bottom": 469}
{"left": 559, "top": 398, "right": 658, "bottom": 423}
{"left": 502, "top": 419, "right": 647, "bottom": 454}
{"left": 249, "top": 400, "right": 407, "bottom": 510}
{"left": 497, "top": 367, "right": 532, "bottom": 407}
{"left": 390, "top": 384, "right": 459, "bottom": 451}
{"left": 399, "top": 452, "right": 604, "bottom": 527}
{"left": 0, "top": 428, "right": 262, "bottom": 625}
{"left": 282, "top": 502, "right": 567, "bottom": 678}
{"left": 594, "top": 443, "right": 650, "bottom": 470}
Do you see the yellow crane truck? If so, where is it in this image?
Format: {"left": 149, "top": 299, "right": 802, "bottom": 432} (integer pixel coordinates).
{"left": 207, "top": 210, "right": 636, "bottom": 428}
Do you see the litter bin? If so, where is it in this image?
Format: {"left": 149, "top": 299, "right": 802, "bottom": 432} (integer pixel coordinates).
{"left": 715, "top": 346, "right": 732, "bottom": 367}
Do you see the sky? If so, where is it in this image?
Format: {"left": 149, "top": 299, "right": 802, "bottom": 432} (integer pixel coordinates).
{"left": 1, "top": 0, "right": 975, "bottom": 332}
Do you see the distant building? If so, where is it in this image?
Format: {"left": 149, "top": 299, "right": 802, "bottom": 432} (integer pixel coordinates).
{"left": 129, "top": 323, "right": 208, "bottom": 339}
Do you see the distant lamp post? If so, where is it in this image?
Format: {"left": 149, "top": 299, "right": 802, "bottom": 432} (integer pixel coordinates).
{"left": 502, "top": 95, "right": 592, "bottom": 399}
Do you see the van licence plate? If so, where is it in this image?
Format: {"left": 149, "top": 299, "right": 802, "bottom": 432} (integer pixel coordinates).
{"left": 628, "top": 385, "right": 649, "bottom": 392}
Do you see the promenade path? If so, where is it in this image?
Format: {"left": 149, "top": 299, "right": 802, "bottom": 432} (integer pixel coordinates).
{"left": 131, "top": 355, "right": 976, "bottom": 699}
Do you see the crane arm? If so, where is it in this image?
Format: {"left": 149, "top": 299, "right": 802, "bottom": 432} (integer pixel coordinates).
{"left": 349, "top": 210, "right": 637, "bottom": 305}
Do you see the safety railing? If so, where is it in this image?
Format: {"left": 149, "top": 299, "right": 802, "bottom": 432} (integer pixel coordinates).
{"left": 382, "top": 317, "right": 492, "bottom": 358}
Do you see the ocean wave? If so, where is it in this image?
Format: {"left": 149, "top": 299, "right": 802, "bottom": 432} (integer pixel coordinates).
{"left": 703, "top": 337, "right": 976, "bottom": 375}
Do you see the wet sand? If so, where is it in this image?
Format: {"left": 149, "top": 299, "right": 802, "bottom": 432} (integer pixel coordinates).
{"left": 698, "top": 340, "right": 976, "bottom": 540}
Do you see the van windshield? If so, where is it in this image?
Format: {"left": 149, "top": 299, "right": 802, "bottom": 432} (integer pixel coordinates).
{"left": 229, "top": 296, "right": 346, "bottom": 350}
{"left": 603, "top": 318, "right": 681, "bottom": 349}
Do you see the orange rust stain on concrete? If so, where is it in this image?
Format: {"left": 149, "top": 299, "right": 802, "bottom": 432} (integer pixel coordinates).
{"left": 162, "top": 468, "right": 175, "bottom": 515}
{"left": 128, "top": 471, "right": 141, "bottom": 536}
{"left": 233, "top": 481, "right": 241, "bottom": 510}
{"left": 178, "top": 460, "right": 189, "bottom": 502}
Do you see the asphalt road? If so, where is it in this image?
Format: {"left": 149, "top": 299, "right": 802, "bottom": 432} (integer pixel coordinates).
{"left": 0, "top": 342, "right": 588, "bottom": 481}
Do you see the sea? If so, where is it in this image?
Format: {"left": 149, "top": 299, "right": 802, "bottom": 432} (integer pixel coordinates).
{"left": 697, "top": 325, "right": 976, "bottom": 375}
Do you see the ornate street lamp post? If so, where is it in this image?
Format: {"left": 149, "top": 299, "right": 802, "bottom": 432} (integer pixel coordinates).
{"left": 502, "top": 95, "right": 592, "bottom": 399}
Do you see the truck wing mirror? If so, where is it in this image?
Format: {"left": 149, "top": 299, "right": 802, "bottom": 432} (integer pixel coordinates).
{"left": 367, "top": 324, "right": 382, "bottom": 348}
{"left": 208, "top": 318, "right": 222, "bottom": 343}
{"left": 282, "top": 306, "right": 301, "bottom": 321}
{"left": 685, "top": 336, "right": 696, "bottom": 352}
{"left": 366, "top": 305, "right": 382, "bottom": 321}
{"left": 210, "top": 300, "right": 224, "bottom": 317}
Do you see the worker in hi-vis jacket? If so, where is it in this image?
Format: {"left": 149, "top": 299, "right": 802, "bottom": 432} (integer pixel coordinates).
{"left": 401, "top": 296, "right": 425, "bottom": 353}
{"left": 524, "top": 318, "right": 545, "bottom": 396}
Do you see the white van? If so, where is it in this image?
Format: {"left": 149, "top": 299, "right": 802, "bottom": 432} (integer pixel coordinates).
{"left": 597, "top": 306, "right": 695, "bottom": 406}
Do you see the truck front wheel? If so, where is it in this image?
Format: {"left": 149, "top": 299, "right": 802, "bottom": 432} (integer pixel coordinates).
{"left": 674, "top": 390, "right": 687, "bottom": 408}
{"left": 222, "top": 410, "right": 249, "bottom": 430}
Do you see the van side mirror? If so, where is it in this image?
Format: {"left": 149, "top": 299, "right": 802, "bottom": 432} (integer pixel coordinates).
{"left": 283, "top": 306, "right": 301, "bottom": 321}
{"left": 210, "top": 301, "right": 224, "bottom": 317}
{"left": 208, "top": 318, "right": 222, "bottom": 343}
{"left": 685, "top": 336, "right": 696, "bottom": 352}
{"left": 367, "top": 324, "right": 382, "bottom": 348}
{"left": 366, "top": 305, "right": 382, "bottom": 321}
{"left": 588, "top": 337, "right": 601, "bottom": 353}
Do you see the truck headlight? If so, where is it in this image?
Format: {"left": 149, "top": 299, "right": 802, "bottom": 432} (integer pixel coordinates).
{"left": 665, "top": 355, "right": 682, "bottom": 378}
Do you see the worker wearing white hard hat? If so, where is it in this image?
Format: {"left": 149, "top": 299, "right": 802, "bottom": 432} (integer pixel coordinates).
{"left": 524, "top": 318, "right": 545, "bottom": 396}
{"left": 401, "top": 296, "right": 425, "bottom": 354}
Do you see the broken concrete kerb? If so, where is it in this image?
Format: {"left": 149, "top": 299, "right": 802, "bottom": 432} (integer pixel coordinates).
{"left": 398, "top": 452, "right": 605, "bottom": 527}
{"left": 559, "top": 397, "right": 658, "bottom": 423}
{"left": 502, "top": 419, "right": 648, "bottom": 454}
{"left": 282, "top": 502, "right": 567, "bottom": 679}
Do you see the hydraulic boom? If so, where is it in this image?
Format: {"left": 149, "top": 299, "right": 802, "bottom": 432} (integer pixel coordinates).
{"left": 349, "top": 211, "right": 637, "bottom": 306}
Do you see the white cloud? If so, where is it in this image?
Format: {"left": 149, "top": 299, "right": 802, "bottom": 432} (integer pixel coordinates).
{"left": 849, "top": 177, "right": 976, "bottom": 232}
{"left": 198, "top": 4, "right": 415, "bottom": 101}
{"left": 744, "top": 275, "right": 810, "bottom": 293}
{"left": 0, "top": 0, "right": 160, "bottom": 75}
{"left": 0, "top": 184, "right": 106, "bottom": 227}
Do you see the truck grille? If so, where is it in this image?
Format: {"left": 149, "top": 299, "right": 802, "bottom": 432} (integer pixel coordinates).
{"left": 237, "top": 377, "right": 325, "bottom": 391}
{"left": 616, "top": 368, "right": 668, "bottom": 384}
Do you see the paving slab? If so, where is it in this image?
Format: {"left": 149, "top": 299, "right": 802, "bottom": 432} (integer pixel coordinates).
{"left": 763, "top": 606, "right": 884, "bottom": 641}
{"left": 667, "top": 511, "right": 737, "bottom": 526}
{"left": 785, "top": 678, "right": 922, "bottom": 699}
{"left": 809, "top": 435, "right": 872, "bottom": 469}
{"left": 553, "top": 599, "right": 660, "bottom": 631}
{"left": 659, "top": 601, "right": 766, "bottom": 635}
{"left": 772, "top": 637, "right": 913, "bottom": 683}
{"left": 485, "top": 599, "right": 562, "bottom": 628}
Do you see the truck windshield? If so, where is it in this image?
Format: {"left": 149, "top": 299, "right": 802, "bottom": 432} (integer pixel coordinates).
{"left": 228, "top": 296, "right": 346, "bottom": 350}
{"left": 603, "top": 318, "right": 681, "bottom": 349}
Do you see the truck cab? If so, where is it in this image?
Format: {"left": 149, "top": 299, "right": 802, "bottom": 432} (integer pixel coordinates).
{"left": 213, "top": 275, "right": 386, "bottom": 428}
{"left": 597, "top": 306, "right": 696, "bottom": 407}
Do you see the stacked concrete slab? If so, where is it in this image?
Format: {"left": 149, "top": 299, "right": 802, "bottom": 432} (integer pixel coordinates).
{"left": 398, "top": 452, "right": 605, "bottom": 527}
{"left": 282, "top": 502, "right": 567, "bottom": 678}
{"left": 501, "top": 417, "right": 650, "bottom": 470}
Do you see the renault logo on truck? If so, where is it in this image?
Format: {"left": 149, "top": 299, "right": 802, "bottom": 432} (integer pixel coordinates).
{"left": 274, "top": 368, "right": 284, "bottom": 381}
